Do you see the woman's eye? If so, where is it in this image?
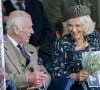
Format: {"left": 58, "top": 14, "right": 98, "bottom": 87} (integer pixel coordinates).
{"left": 67, "top": 24, "right": 72, "bottom": 27}
{"left": 76, "top": 25, "right": 80, "bottom": 27}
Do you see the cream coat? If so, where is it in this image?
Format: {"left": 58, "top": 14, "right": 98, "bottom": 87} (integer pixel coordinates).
{"left": 4, "top": 35, "right": 51, "bottom": 90}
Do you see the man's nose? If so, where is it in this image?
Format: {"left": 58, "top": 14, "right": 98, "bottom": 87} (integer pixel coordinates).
{"left": 31, "top": 28, "right": 34, "bottom": 34}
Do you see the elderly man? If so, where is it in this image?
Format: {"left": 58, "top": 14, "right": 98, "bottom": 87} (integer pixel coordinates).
{"left": 4, "top": 10, "right": 51, "bottom": 90}
{"left": 3, "top": 0, "right": 52, "bottom": 48}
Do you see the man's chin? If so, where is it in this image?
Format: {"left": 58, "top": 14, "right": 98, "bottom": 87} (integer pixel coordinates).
{"left": 24, "top": 40, "right": 29, "bottom": 44}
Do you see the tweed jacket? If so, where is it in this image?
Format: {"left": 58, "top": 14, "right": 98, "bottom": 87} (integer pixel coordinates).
{"left": 4, "top": 35, "right": 51, "bottom": 90}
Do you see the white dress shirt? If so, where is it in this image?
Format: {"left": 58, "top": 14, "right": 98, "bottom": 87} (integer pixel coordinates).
{"left": 7, "top": 34, "right": 23, "bottom": 54}
{"left": 10, "top": 0, "right": 25, "bottom": 10}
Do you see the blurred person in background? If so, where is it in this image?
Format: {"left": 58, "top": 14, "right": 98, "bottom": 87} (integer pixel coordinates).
{"left": 42, "top": 0, "right": 77, "bottom": 27}
{"left": 38, "top": 19, "right": 66, "bottom": 69}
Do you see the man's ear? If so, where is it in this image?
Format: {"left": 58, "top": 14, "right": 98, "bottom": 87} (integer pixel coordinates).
{"left": 13, "top": 26, "right": 19, "bottom": 35}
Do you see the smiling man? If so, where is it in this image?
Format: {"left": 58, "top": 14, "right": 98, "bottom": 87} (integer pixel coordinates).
{"left": 3, "top": 0, "right": 52, "bottom": 48}
{"left": 4, "top": 10, "right": 51, "bottom": 90}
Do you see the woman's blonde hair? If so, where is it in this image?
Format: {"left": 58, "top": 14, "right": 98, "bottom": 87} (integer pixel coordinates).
{"left": 62, "top": 15, "right": 95, "bottom": 36}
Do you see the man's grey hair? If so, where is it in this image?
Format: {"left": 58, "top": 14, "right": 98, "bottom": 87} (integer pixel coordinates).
{"left": 62, "top": 15, "right": 95, "bottom": 36}
{"left": 6, "top": 10, "right": 31, "bottom": 34}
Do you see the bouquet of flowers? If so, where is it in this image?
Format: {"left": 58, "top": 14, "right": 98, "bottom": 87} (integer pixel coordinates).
{"left": 82, "top": 51, "right": 100, "bottom": 76}
{"left": 82, "top": 51, "right": 100, "bottom": 87}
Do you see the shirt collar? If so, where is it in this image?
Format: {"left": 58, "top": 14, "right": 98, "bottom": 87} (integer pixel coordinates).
{"left": 7, "top": 34, "right": 18, "bottom": 47}
{"left": 10, "top": 0, "right": 25, "bottom": 9}
{"left": 10, "top": 0, "right": 24, "bottom": 3}
{"left": 10, "top": 0, "right": 18, "bottom": 5}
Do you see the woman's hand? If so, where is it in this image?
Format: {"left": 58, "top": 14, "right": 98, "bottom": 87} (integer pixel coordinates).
{"left": 69, "top": 70, "right": 89, "bottom": 81}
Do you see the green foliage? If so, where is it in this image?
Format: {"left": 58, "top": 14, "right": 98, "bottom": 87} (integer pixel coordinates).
{"left": 82, "top": 51, "right": 100, "bottom": 76}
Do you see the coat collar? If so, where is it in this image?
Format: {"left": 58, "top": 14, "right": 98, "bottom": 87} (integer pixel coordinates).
{"left": 4, "top": 35, "right": 26, "bottom": 72}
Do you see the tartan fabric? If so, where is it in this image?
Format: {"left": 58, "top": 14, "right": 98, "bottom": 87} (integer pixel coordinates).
{"left": 17, "top": 44, "right": 30, "bottom": 65}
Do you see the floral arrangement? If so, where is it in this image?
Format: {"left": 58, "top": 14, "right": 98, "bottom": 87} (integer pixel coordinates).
{"left": 82, "top": 51, "right": 100, "bottom": 76}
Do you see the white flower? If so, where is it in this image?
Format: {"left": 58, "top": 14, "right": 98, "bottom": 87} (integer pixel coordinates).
{"left": 82, "top": 51, "right": 100, "bottom": 76}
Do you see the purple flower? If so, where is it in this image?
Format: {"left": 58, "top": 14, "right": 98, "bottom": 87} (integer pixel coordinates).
{"left": 29, "top": 51, "right": 34, "bottom": 54}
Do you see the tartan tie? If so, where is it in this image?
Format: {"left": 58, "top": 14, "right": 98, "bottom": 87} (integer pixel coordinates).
{"left": 16, "top": 2, "right": 24, "bottom": 10}
{"left": 17, "top": 44, "right": 30, "bottom": 66}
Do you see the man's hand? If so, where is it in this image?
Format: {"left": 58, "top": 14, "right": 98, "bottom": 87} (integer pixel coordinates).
{"left": 69, "top": 70, "right": 89, "bottom": 81}
{"left": 28, "top": 71, "right": 47, "bottom": 88}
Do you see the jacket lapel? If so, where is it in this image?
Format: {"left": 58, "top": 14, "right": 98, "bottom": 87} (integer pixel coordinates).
{"left": 24, "top": 44, "right": 39, "bottom": 70}
{"left": 4, "top": 35, "right": 26, "bottom": 72}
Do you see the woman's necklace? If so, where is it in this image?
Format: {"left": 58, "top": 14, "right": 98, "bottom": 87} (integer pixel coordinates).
{"left": 75, "top": 39, "right": 88, "bottom": 51}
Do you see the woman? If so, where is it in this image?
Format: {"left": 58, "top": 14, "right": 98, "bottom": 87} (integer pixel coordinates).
{"left": 48, "top": 5, "right": 100, "bottom": 90}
